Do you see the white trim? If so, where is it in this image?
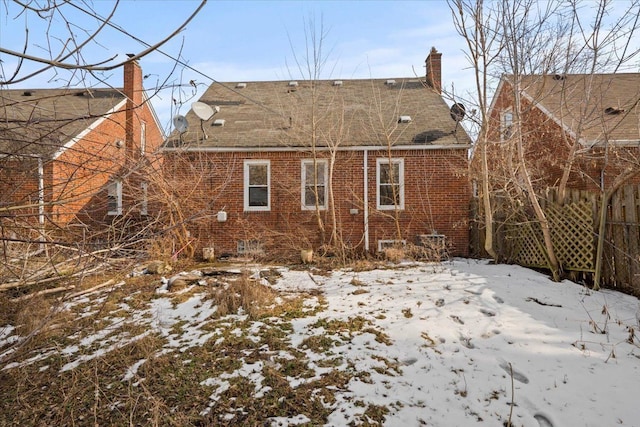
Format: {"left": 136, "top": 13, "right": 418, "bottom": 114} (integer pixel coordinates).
{"left": 376, "top": 158, "right": 405, "bottom": 211}
{"left": 584, "top": 139, "right": 640, "bottom": 147}
{"left": 140, "top": 121, "right": 147, "bottom": 155}
{"left": 107, "top": 179, "right": 123, "bottom": 215}
{"left": 37, "top": 158, "right": 45, "bottom": 226}
{"left": 301, "top": 159, "right": 328, "bottom": 210}
{"left": 487, "top": 76, "right": 506, "bottom": 117}
{"left": 244, "top": 160, "right": 270, "bottom": 211}
{"left": 52, "top": 99, "right": 127, "bottom": 160}
{"left": 363, "top": 149, "right": 369, "bottom": 252}
{"left": 140, "top": 181, "right": 148, "bottom": 215}
{"left": 519, "top": 89, "right": 580, "bottom": 143}
{"left": 142, "top": 90, "right": 166, "bottom": 140}
{"left": 162, "top": 143, "right": 469, "bottom": 154}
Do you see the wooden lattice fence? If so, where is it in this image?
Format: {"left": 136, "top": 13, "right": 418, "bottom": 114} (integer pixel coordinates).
{"left": 470, "top": 186, "right": 640, "bottom": 296}
{"left": 506, "top": 199, "right": 596, "bottom": 272}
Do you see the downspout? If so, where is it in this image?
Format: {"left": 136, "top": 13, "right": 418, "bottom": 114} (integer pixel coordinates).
{"left": 37, "top": 157, "right": 45, "bottom": 249}
{"left": 363, "top": 149, "right": 369, "bottom": 252}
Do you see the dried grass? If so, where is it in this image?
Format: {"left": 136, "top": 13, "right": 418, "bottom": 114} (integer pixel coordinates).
{"left": 210, "top": 272, "right": 278, "bottom": 319}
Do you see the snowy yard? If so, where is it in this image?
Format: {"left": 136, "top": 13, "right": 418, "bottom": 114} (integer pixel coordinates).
{"left": 1, "top": 258, "right": 639, "bottom": 426}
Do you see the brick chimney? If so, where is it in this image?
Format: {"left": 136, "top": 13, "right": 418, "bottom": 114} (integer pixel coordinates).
{"left": 425, "top": 47, "right": 442, "bottom": 94}
{"left": 124, "top": 59, "right": 143, "bottom": 159}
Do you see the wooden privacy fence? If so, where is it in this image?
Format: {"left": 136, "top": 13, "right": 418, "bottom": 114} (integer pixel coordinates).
{"left": 470, "top": 185, "right": 640, "bottom": 296}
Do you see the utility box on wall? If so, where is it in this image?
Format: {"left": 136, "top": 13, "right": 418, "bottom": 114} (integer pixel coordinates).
{"left": 217, "top": 211, "right": 227, "bottom": 222}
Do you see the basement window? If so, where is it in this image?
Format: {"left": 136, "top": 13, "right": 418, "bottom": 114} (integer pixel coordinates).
{"left": 378, "top": 239, "right": 407, "bottom": 252}
{"left": 237, "top": 240, "right": 263, "bottom": 256}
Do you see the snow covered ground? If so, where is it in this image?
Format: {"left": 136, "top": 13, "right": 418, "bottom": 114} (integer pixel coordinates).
{"left": 2, "top": 258, "right": 639, "bottom": 426}
{"left": 270, "top": 259, "right": 640, "bottom": 427}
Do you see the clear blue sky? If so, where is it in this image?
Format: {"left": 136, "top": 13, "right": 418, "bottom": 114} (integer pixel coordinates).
{"left": 0, "top": 1, "right": 479, "bottom": 131}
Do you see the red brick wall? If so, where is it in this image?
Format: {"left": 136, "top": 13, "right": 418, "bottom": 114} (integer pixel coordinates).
{"left": 51, "top": 108, "right": 127, "bottom": 224}
{"left": 163, "top": 147, "right": 470, "bottom": 258}
{"left": 0, "top": 157, "right": 40, "bottom": 217}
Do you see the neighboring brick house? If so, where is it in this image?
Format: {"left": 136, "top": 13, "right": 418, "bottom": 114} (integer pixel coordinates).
{"left": 162, "top": 48, "right": 472, "bottom": 259}
{"left": 485, "top": 73, "right": 640, "bottom": 194}
{"left": 0, "top": 60, "right": 163, "bottom": 241}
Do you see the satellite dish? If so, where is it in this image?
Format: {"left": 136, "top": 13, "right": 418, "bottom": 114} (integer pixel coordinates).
{"left": 173, "top": 115, "right": 188, "bottom": 133}
{"left": 450, "top": 103, "right": 466, "bottom": 122}
{"left": 192, "top": 102, "right": 215, "bottom": 121}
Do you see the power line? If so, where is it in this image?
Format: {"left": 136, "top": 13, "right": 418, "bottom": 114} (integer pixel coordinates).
{"left": 66, "top": 0, "right": 287, "bottom": 118}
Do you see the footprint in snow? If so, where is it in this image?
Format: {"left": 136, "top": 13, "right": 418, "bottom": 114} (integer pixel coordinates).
{"left": 493, "top": 295, "right": 504, "bottom": 304}
{"left": 450, "top": 315, "right": 464, "bottom": 324}
{"left": 498, "top": 360, "right": 529, "bottom": 384}
{"left": 479, "top": 308, "right": 496, "bottom": 317}
{"left": 533, "top": 413, "right": 554, "bottom": 427}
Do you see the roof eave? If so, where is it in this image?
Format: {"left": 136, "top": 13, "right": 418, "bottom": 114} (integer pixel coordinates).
{"left": 161, "top": 143, "right": 470, "bottom": 153}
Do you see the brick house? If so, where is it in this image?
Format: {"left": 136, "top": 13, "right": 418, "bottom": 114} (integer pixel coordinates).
{"left": 0, "top": 60, "right": 163, "bottom": 242}
{"left": 485, "top": 73, "right": 640, "bottom": 194}
{"left": 162, "top": 48, "right": 471, "bottom": 259}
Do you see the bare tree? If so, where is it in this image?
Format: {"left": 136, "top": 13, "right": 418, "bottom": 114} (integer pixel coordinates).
{"left": 0, "top": 1, "right": 206, "bottom": 285}
{"left": 449, "top": 0, "right": 502, "bottom": 260}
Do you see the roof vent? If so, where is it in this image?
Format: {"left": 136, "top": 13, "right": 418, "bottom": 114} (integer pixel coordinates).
{"left": 288, "top": 81, "right": 299, "bottom": 87}
{"left": 385, "top": 79, "right": 397, "bottom": 86}
{"left": 213, "top": 119, "right": 226, "bottom": 126}
{"left": 236, "top": 83, "right": 247, "bottom": 89}
{"left": 553, "top": 74, "right": 566, "bottom": 81}
{"left": 333, "top": 80, "right": 343, "bottom": 86}
{"left": 22, "top": 91, "right": 33, "bottom": 96}
{"left": 398, "top": 115, "right": 412, "bottom": 123}
{"left": 604, "top": 107, "right": 624, "bottom": 115}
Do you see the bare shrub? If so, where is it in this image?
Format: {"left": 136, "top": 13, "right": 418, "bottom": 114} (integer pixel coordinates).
{"left": 407, "top": 241, "right": 449, "bottom": 262}
{"left": 382, "top": 247, "right": 405, "bottom": 263}
{"left": 210, "top": 273, "right": 278, "bottom": 319}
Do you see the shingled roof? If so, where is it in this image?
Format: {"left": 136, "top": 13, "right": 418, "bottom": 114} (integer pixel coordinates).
{"left": 164, "top": 77, "right": 471, "bottom": 150}
{"left": 0, "top": 88, "right": 126, "bottom": 158}
{"left": 512, "top": 73, "right": 640, "bottom": 146}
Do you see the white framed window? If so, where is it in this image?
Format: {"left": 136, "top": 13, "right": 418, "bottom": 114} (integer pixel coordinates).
{"left": 301, "top": 159, "right": 328, "bottom": 210}
{"left": 501, "top": 110, "right": 513, "bottom": 141}
{"left": 244, "top": 160, "right": 270, "bottom": 211}
{"left": 140, "top": 181, "right": 148, "bottom": 215}
{"left": 140, "top": 121, "right": 147, "bottom": 155}
{"left": 376, "top": 158, "right": 404, "bottom": 210}
{"left": 107, "top": 180, "right": 122, "bottom": 215}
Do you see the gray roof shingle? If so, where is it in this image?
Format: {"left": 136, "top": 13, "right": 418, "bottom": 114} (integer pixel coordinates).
{"left": 0, "top": 88, "right": 126, "bottom": 157}
{"left": 165, "top": 78, "right": 471, "bottom": 150}
{"left": 516, "top": 73, "right": 640, "bottom": 145}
